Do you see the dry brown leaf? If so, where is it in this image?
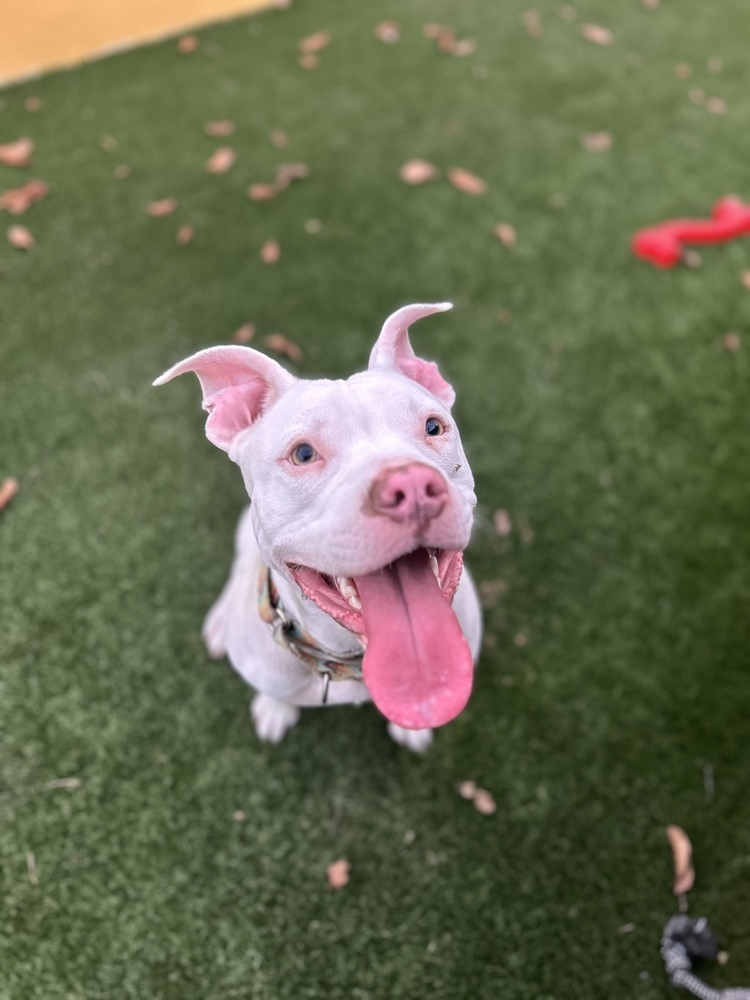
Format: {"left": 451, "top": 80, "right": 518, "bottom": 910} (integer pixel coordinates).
{"left": 232, "top": 323, "right": 256, "bottom": 344}
{"left": 706, "top": 96, "right": 727, "bottom": 115}
{"left": 399, "top": 159, "right": 440, "bottom": 185}
{"left": 740, "top": 271, "right": 750, "bottom": 289}
{"left": 522, "top": 10, "right": 543, "bottom": 37}
{"left": 0, "top": 179, "right": 49, "bottom": 215}
{"left": 494, "top": 222, "right": 517, "bottom": 247}
{"left": 580, "top": 131, "right": 613, "bottom": 152}
{"left": 422, "top": 23, "right": 442, "bottom": 39}
{"left": 248, "top": 183, "right": 277, "bottom": 202}
{"left": 206, "top": 147, "right": 236, "bottom": 174}
{"left": 176, "top": 224, "right": 195, "bottom": 246}
{"left": 24, "top": 96, "right": 41, "bottom": 112}
{"left": 0, "top": 138, "right": 34, "bottom": 168}
{"left": 580, "top": 23, "right": 613, "bottom": 46}
{"left": 0, "top": 477, "right": 19, "bottom": 512}
{"left": 298, "top": 53, "right": 319, "bottom": 70}
{"left": 178, "top": 34, "right": 199, "bottom": 54}
{"left": 473, "top": 789, "right": 497, "bottom": 815}
{"left": 674, "top": 63, "right": 693, "bottom": 80}
{"left": 707, "top": 56, "right": 723, "bottom": 74}
{"left": 264, "top": 333, "right": 303, "bottom": 363}
{"left": 326, "top": 859, "right": 350, "bottom": 889}
{"left": 7, "top": 225, "right": 34, "bottom": 250}
{"left": 683, "top": 249, "right": 702, "bottom": 269}
{"left": 148, "top": 198, "right": 178, "bottom": 218}
{"left": 260, "top": 239, "right": 281, "bottom": 265}
{"left": 688, "top": 88, "right": 706, "bottom": 106}
{"left": 448, "top": 168, "right": 487, "bottom": 195}
{"left": 457, "top": 780, "right": 477, "bottom": 800}
{"left": 304, "top": 218, "right": 322, "bottom": 234}
{"left": 665, "top": 825, "right": 694, "bottom": 896}
{"left": 99, "top": 134, "right": 118, "bottom": 153}
{"left": 375, "top": 21, "right": 400, "bottom": 44}
{"left": 204, "top": 120, "right": 235, "bottom": 137}
{"left": 232, "top": 810, "right": 246, "bottom": 821}
{"left": 513, "top": 633, "right": 528, "bottom": 648}
{"left": 723, "top": 332, "right": 741, "bottom": 352}
{"left": 270, "top": 128, "right": 289, "bottom": 148}
{"left": 274, "top": 162, "right": 310, "bottom": 190}
{"left": 493, "top": 509, "right": 512, "bottom": 536}
{"left": 437, "top": 27, "right": 456, "bottom": 53}
{"left": 299, "top": 31, "right": 330, "bottom": 54}
{"left": 453, "top": 38, "right": 477, "bottom": 57}
{"left": 114, "top": 164, "right": 131, "bottom": 180}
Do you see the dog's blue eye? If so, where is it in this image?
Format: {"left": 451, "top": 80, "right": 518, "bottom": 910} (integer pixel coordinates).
{"left": 425, "top": 417, "right": 444, "bottom": 437}
{"left": 290, "top": 443, "right": 318, "bottom": 465}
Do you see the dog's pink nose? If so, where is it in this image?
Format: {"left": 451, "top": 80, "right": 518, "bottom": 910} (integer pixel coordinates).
{"left": 369, "top": 463, "right": 448, "bottom": 524}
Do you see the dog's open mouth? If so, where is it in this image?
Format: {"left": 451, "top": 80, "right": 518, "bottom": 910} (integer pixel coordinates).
{"left": 289, "top": 548, "right": 473, "bottom": 730}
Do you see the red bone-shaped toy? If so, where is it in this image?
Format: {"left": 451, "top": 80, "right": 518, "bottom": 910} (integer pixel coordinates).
{"left": 632, "top": 195, "right": 750, "bottom": 268}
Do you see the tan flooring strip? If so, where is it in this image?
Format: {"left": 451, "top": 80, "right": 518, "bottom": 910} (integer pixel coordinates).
{"left": 0, "top": 0, "right": 274, "bottom": 88}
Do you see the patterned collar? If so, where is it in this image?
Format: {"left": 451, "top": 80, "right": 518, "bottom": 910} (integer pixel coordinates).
{"left": 257, "top": 564, "right": 363, "bottom": 702}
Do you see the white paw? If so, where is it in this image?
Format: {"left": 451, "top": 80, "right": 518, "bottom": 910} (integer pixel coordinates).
{"left": 202, "top": 600, "right": 228, "bottom": 660}
{"left": 387, "top": 722, "right": 434, "bottom": 754}
{"left": 250, "top": 694, "right": 301, "bottom": 744}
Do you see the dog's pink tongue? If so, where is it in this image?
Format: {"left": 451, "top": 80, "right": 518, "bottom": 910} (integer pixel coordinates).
{"left": 354, "top": 549, "right": 473, "bottom": 730}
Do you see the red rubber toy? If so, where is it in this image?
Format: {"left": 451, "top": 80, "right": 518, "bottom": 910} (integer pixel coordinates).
{"left": 632, "top": 195, "right": 750, "bottom": 268}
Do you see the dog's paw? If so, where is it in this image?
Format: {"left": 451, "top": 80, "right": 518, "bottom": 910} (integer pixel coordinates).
{"left": 250, "top": 694, "right": 301, "bottom": 744}
{"left": 202, "top": 600, "right": 229, "bottom": 660}
{"left": 387, "top": 722, "right": 433, "bottom": 754}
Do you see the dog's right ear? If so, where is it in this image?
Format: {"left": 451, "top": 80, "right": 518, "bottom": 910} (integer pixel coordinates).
{"left": 153, "top": 346, "right": 296, "bottom": 453}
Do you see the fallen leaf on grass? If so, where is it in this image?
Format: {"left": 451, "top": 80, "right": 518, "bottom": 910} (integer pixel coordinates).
{"left": 274, "top": 162, "right": 310, "bottom": 190}
{"left": 178, "top": 35, "right": 199, "bottom": 54}
{"left": 494, "top": 222, "right": 517, "bottom": 247}
{"left": 665, "top": 825, "right": 694, "bottom": 896}
{"left": 707, "top": 56, "right": 723, "bottom": 74}
{"left": 260, "top": 239, "right": 281, "bottom": 264}
{"left": 47, "top": 777, "right": 81, "bottom": 790}
{"left": 580, "top": 23, "right": 613, "bottom": 46}
{"left": 114, "top": 164, "right": 131, "bottom": 180}
{"left": 27, "top": 851, "right": 38, "bottom": 886}
{"left": 558, "top": 5, "right": 577, "bottom": 21}
{"left": 270, "top": 129, "right": 289, "bottom": 148}
{"left": 580, "top": 131, "right": 613, "bottom": 152}
{"left": 299, "top": 31, "right": 330, "bottom": 54}
{"left": 688, "top": 88, "right": 705, "bottom": 106}
{"left": 423, "top": 23, "right": 442, "bottom": 39}
{"left": 453, "top": 38, "right": 477, "bottom": 57}
{"left": 723, "top": 332, "right": 741, "bottom": 352}
{"left": 674, "top": 63, "right": 693, "bottom": 80}
{"left": 493, "top": 509, "right": 512, "bottom": 536}
{"left": 25, "top": 96, "right": 42, "bottom": 112}
{"left": 436, "top": 27, "right": 456, "bottom": 53}
{"left": 448, "top": 168, "right": 487, "bottom": 195}
{"left": 298, "top": 54, "right": 319, "bottom": 70}
{"left": 7, "top": 225, "right": 34, "bottom": 249}
{"left": 400, "top": 159, "right": 440, "bottom": 185}
{"left": 99, "top": 134, "right": 118, "bottom": 153}
{"left": 0, "top": 180, "right": 49, "bottom": 215}
{"left": 248, "top": 183, "right": 277, "bottom": 201}
{"left": 175, "top": 224, "right": 195, "bottom": 245}
{"left": 304, "top": 218, "right": 322, "bottom": 234}
{"left": 326, "top": 859, "right": 350, "bottom": 889}
{"left": 0, "top": 477, "right": 19, "bottom": 512}
{"left": 706, "top": 96, "right": 727, "bottom": 115}
{"left": 375, "top": 21, "right": 400, "bottom": 44}
{"left": 522, "top": 10, "right": 543, "bottom": 38}
{"left": 514, "top": 633, "right": 528, "bottom": 648}
{"left": 206, "top": 147, "right": 236, "bottom": 174}
{"left": 473, "top": 789, "right": 497, "bottom": 815}
{"left": 204, "top": 120, "right": 235, "bottom": 137}
{"left": 0, "top": 138, "right": 34, "bottom": 168}
{"left": 148, "top": 197, "right": 178, "bottom": 217}
{"left": 264, "top": 333, "right": 303, "bottom": 363}
{"left": 232, "top": 323, "right": 256, "bottom": 343}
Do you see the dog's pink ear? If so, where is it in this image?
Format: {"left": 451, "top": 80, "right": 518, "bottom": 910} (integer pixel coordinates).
{"left": 153, "top": 345, "right": 296, "bottom": 452}
{"left": 368, "top": 302, "right": 455, "bottom": 408}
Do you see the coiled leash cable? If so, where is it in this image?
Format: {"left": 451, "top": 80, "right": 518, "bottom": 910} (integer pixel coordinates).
{"left": 661, "top": 915, "right": 750, "bottom": 1000}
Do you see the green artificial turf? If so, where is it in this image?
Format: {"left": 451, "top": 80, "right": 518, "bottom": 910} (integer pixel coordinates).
{"left": 1, "top": 1, "right": 749, "bottom": 997}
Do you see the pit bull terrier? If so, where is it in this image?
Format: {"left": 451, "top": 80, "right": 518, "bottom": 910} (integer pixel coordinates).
{"left": 154, "top": 303, "right": 482, "bottom": 752}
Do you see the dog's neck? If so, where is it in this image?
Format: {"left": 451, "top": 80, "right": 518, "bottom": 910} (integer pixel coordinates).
{"left": 270, "top": 566, "right": 365, "bottom": 658}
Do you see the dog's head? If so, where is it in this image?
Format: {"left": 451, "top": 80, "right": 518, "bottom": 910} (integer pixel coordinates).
{"left": 155, "top": 304, "right": 476, "bottom": 730}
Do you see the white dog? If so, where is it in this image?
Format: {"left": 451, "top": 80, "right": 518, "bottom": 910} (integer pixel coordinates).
{"left": 155, "top": 303, "right": 482, "bottom": 752}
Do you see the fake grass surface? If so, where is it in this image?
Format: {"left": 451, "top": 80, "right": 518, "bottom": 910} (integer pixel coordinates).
{"left": 1, "top": 1, "right": 749, "bottom": 997}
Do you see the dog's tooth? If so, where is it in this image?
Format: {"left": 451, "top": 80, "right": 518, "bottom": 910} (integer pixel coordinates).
{"left": 348, "top": 594, "right": 362, "bottom": 611}
{"left": 430, "top": 554, "right": 440, "bottom": 580}
{"left": 337, "top": 576, "right": 358, "bottom": 600}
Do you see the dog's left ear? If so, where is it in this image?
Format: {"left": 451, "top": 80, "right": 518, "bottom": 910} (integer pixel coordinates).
{"left": 368, "top": 302, "right": 455, "bottom": 408}
{"left": 153, "top": 345, "right": 296, "bottom": 453}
